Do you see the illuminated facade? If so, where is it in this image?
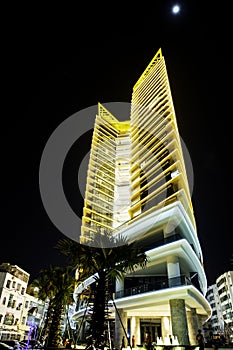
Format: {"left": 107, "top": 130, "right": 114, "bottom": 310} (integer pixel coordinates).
{"left": 73, "top": 49, "right": 211, "bottom": 346}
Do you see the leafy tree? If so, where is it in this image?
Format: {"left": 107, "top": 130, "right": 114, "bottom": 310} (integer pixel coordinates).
{"left": 32, "top": 265, "right": 76, "bottom": 348}
{"left": 55, "top": 232, "right": 148, "bottom": 348}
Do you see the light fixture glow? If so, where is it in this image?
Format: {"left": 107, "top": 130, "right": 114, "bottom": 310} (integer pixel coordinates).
{"left": 172, "top": 4, "right": 181, "bottom": 14}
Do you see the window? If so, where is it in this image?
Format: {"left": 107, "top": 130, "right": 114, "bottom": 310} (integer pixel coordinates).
{"left": 3, "top": 313, "right": 14, "bottom": 325}
{"left": 21, "top": 287, "right": 25, "bottom": 295}
{"left": 226, "top": 311, "right": 233, "bottom": 319}
{"left": 16, "top": 283, "right": 21, "bottom": 291}
{"left": 2, "top": 297, "right": 6, "bottom": 305}
{"left": 16, "top": 303, "right": 22, "bottom": 310}
{"left": 6, "top": 280, "right": 11, "bottom": 288}
{"left": 220, "top": 295, "right": 228, "bottom": 303}
{"left": 7, "top": 294, "right": 14, "bottom": 307}
{"left": 12, "top": 281, "right": 16, "bottom": 288}
{"left": 218, "top": 286, "right": 227, "bottom": 295}
{"left": 217, "top": 277, "right": 226, "bottom": 288}
{"left": 206, "top": 289, "right": 213, "bottom": 297}
{"left": 22, "top": 317, "right": 26, "bottom": 325}
{"left": 25, "top": 301, "right": 29, "bottom": 308}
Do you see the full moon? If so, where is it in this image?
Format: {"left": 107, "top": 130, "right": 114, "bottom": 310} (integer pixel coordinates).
{"left": 172, "top": 4, "right": 181, "bottom": 14}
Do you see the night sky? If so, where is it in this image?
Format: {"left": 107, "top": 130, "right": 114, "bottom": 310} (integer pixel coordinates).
{"left": 1, "top": 2, "right": 232, "bottom": 286}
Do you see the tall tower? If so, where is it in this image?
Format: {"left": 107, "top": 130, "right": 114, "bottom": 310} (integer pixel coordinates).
{"left": 129, "top": 48, "right": 194, "bottom": 227}
{"left": 75, "top": 48, "right": 211, "bottom": 346}
{"left": 80, "top": 104, "right": 131, "bottom": 244}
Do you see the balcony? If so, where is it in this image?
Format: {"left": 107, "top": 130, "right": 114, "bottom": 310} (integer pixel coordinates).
{"left": 141, "top": 233, "right": 199, "bottom": 258}
{"left": 115, "top": 275, "right": 194, "bottom": 299}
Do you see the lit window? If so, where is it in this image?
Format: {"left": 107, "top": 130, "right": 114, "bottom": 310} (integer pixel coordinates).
{"left": 7, "top": 294, "right": 14, "bottom": 307}
{"left": 3, "top": 313, "right": 14, "bottom": 325}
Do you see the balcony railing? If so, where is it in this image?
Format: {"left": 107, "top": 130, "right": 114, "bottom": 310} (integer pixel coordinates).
{"left": 141, "top": 233, "right": 201, "bottom": 264}
{"left": 115, "top": 275, "right": 194, "bottom": 299}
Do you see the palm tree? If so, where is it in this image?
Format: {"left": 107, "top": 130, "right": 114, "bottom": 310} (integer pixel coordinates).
{"left": 55, "top": 232, "right": 148, "bottom": 348}
{"left": 31, "top": 265, "right": 57, "bottom": 345}
{"left": 31, "top": 265, "right": 76, "bottom": 348}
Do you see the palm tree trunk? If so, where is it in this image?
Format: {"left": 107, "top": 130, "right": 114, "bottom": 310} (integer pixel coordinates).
{"left": 90, "top": 271, "right": 108, "bottom": 347}
{"left": 41, "top": 301, "right": 53, "bottom": 346}
{"left": 47, "top": 302, "right": 63, "bottom": 348}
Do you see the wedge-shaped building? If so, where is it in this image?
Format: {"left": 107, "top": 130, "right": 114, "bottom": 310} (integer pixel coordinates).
{"left": 73, "top": 49, "right": 211, "bottom": 347}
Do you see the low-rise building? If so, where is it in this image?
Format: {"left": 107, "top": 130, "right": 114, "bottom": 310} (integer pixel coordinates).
{"left": 0, "top": 263, "right": 46, "bottom": 341}
{"left": 204, "top": 271, "right": 233, "bottom": 344}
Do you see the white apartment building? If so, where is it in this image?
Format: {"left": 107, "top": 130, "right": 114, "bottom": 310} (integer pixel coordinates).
{"left": 205, "top": 271, "right": 233, "bottom": 343}
{"left": 0, "top": 263, "right": 46, "bottom": 341}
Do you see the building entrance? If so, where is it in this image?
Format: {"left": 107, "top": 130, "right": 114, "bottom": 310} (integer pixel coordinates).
{"left": 140, "top": 320, "right": 161, "bottom": 344}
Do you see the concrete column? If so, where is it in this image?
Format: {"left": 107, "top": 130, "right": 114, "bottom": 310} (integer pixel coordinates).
{"left": 167, "top": 256, "right": 181, "bottom": 287}
{"left": 161, "top": 316, "right": 171, "bottom": 341}
{"left": 197, "top": 314, "right": 206, "bottom": 330}
{"left": 115, "top": 308, "right": 127, "bottom": 349}
{"left": 167, "top": 256, "right": 180, "bottom": 277}
{"left": 164, "top": 222, "right": 176, "bottom": 236}
{"left": 187, "top": 308, "right": 199, "bottom": 345}
{"left": 115, "top": 278, "right": 124, "bottom": 298}
{"left": 130, "top": 316, "right": 140, "bottom": 346}
{"left": 170, "top": 299, "right": 190, "bottom": 345}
